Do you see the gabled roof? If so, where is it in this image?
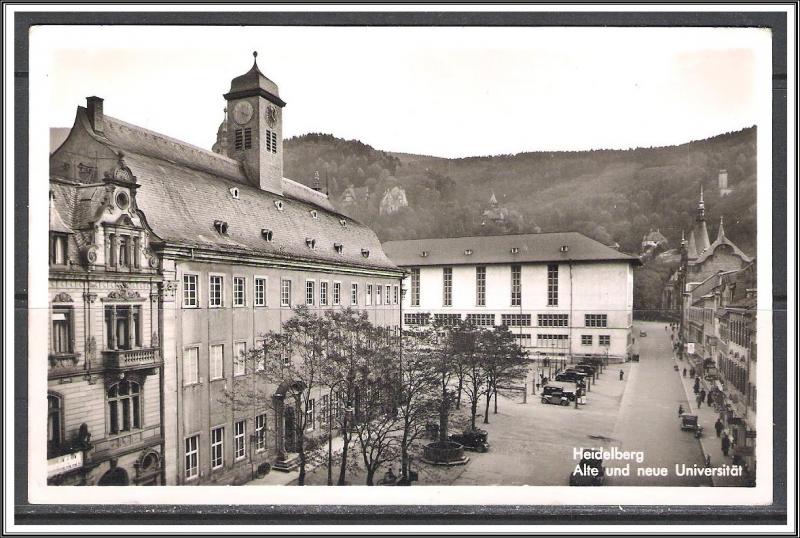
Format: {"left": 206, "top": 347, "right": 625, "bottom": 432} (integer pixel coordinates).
{"left": 382, "top": 232, "right": 640, "bottom": 267}
{"left": 693, "top": 218, "right": 752, "bottom": 265}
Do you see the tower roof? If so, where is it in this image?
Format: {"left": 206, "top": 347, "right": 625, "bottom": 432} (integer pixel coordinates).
{"left": 687, "top": 229, "right": 699, "bottom": 259}
{"left": 224, "top": 52, "right": 285, "bottom": 107}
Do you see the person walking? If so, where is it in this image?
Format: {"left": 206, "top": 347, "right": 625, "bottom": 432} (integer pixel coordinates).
{"left": 696, "top": 393, "right": 703, "bottom": 408}
{"left": 700, "top": 388, "right": 706, "bottom": 403}
{"left": 678, "top": 404, "right": 684, "bottom": 416}
{"left": 707, "top": 390, "right": 714, "bottom": 407}
{"left": 693, "top": 377, "right": 700, "bottom": 394}
{"left": 683, "top": 367, "right": 687, "bottom": 377}
{"left": 619, "top": 369, "right": 624, "bottom": 381}
{"left": 714, "top": 418, "right": 723, "bottom": 438}
{"left": 721, "top": 433, "right": 731, "bottom": 457}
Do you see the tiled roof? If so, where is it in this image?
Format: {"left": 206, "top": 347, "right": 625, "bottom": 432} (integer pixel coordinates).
{"left": 382, "top": 232, "right": 640, "bottom": 267}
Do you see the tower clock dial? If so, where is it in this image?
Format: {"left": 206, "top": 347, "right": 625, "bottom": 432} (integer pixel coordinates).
{"left": 265, "top": 105, "right": 278, "bottom": 128}
{"left": 232, "top": 101, "right": 254, "bottom": 125}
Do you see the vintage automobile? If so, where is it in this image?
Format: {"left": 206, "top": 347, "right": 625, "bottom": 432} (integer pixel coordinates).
{"left": 573, "top": 364, "right": 596, "bottom": 376}
{"left": 630, "top": 353, "right": 640, "bottom": 362}
{"left": 449, "top": 429, "right": 489, "bottom": 453}
{"left": 569, "top": 452, "right": 606, "bottom": 486}
{"left": 639, "top": 330, "right": 647, "bottom": 337}
{"left": 540, "top": 385, "right": 576, "bottom": 406}
{"left": 680, "top": 414, "right": 704, "bottom": 438}
{"left": 555, "top": 370, "right": 588, "bottom": 383}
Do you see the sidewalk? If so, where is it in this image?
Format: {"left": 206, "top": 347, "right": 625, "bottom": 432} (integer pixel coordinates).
{"left": 246, "top": 434, "right": 346, "bottom": 486}
{"left": 673, "top": 354, "right": 747, "bottom": 487}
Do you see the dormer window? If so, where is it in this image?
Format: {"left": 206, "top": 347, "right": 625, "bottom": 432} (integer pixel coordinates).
{"left": 361, "top": 249, "right": 370, "bottom": 258}
{"left": 274, "top": 200, "right": 284, "bottom": 211}
{"left": 261, "top": 229, "right": 273, "bottom": 242}
{"left": 334, "top": 243, "right": 344, "bottom": 254}
{"left": 510, "top": 247, "right": 520, "bottom": 254}
{"left": 560, "top": 245, "right": 569, "bottom": 253}
{"left": 421, "top": 251, "right": 429, "bottom": 258}
{"left": 229, "top": 187, "right": 240, "bottom": 199}
{"left": 310, "top": 210, "right": 318, "bottom": 219}
{"left": 50, "top": 234, "right": 68, "bottom": 265}
{"left": 464, "top": 249, "right": 473, "bottom": 256}
{"left": 214, "top": 220, "right": 229, "bottom": 235}
{"left": 339, "top": 219, "right": 347, "bottom": 228}
{"left": 306, "top": 238, "right": 316, "bottom": 250}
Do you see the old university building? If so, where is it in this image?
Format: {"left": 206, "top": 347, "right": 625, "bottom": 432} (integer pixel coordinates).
{"left": 383, "top": 233, "right": 640, "bottom": 364}
{"left": 48, "top": 54, "right": 403, "bottom": 485}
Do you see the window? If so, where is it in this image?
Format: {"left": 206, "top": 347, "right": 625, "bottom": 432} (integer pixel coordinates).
{"left": 47, "top": 394, "right": 63, "bottom": 456}
{"left": 254, "top": 339, "right": 265, "bottom": 372}
{"left": 118, "top": 235, "right": 129, "bottom": 267}
{"left": 501, "top": 314, "right": 531, "bottom": 327}
{"left": 434, "top": 313, "right": 461, "bottom": 326}
{"left": 266, "top": 129, "right": 278, "bottom": 153}
{"left": 538, "top": 314, "right": 569, "bottom": 327}
{"left": 351, "top": 283, "right": 359, "bottom": 305}
{"left": 465, "top": 313, "right": 495, "bottom": 327}
{"left": 183, "top": 274, "right": 198, "bottom": 307}
{"left": 183, "top": 347, "right": 199, "bottom": 385}
{"left": 281, "top": 279, "right": 292, "bottom": 307}
{"left": 107, "top": 380, "right": 141, "bottom": 435}
{"left": 376, "top": 285, "right": 383, "bottom": 305}
{"left": 366, "top": 284, "right": 373, "bottom": 306}
{"left": 581, "top": 335, "right": 593, "bottom": 346}
{"left": 255, "top": 414, "right": 267, "bottom": 452}
{"left": 514, "top": 333, "right": 532, "bottom": 346}
{"left": 547, "top": 264, "right": 559, "bottom": 306}
{"left": 234, "top": 341, "right": 246, "bottom": 376}
{"left": 536, "top": 334, "right": 569, "bottom": 348}
{"left": 385, "top": 284, "right": 391, "bottom": 305}
{"left": 410, "top": 268, "right": 420, "bottom": 306}
{"left": 254, "top": 277, "right": 266, "bottom": 307}
{"left": 320, "top": 281, "right": 328, "bottom": 306}
{"left": 442, "top": 267, "right": 453, "bottom": 307}
{"left": 185, "top": 435, "right": 199, "bottom": 480}
{"left": 104, "top": 305, "right": 142, "bottom": 350}
{"left": 511, "top": 265, "right": 521, "bottom": 306}
{"left": 320, "top": 394, "right": 330, "bottom": 426}
{"left": 476, "top": 266, "right": 486, "bottom": 306}
{"left": 234, "top": 420, "right": 246, "bottom": 460}
{"left": 51, "top": 308, "right": 73, "bottom": 354}
{"left": 306, "top": 281, "right": 315, "bottom": 306}
{"left": 404, "top": 313, "right": 430, "bottom": 326}
{"left": 333, "top": 282, "right": 341, "bottom": 305}
{"left": 599, "top": 335, "right": 611, "bottom": 347}
{"left": 585, "top": 314, "right": 608, "bottom": 328}
{"left": 209, "top": 275, "right": 223, "bottom": 307}
{"left": 393, "top": 285, "right": 399, "bottom": 305}
{"left": 305, "top": 399, "right": 315, "bottom": 431}
{"left": 234, "top": 127, "right": 252, "bottom": 150}
{"left": 50, "top": 234, "right": 67, "bottom": 265}
{"left": 233, "top": 277, "right": 246, "bottom": 306}
{"left": 210, "top": 426, "right": 224, "bottom": 469}
{"left": 210, "top": 344, "right": 224, "bottom": 380}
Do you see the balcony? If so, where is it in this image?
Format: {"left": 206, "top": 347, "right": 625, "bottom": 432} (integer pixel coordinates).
{"left": 91, "top": 424, "right": 162, "bottom": 460}
{"left": 102, "top": 347, "right": 161, "bottom": 372}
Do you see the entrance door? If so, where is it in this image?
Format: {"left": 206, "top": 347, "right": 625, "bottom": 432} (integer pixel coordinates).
{"left": 284, "top": 406, "right": 296, "bottom": 453}
{"left": 98, "top": 466, "right": 130, "bottom": 486}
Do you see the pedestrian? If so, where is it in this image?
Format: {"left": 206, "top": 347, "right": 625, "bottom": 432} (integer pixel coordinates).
{"left": 619, "top": 369, "right": 624, "bottom": 381}
{"left": 683, "top": 368, "right": 687, "bottom": 377}
{"left": 721, "top": 434, "right": 731, "bottom": 457}
{"left": 705, "top": 454, "right": 712, "bottom": 467}
{"left": 700, "top": 388, "right": 706, "bottom": 402}
{"left": 714, "top": 418, "right": 723, "bottom": 437}
{"left": 693, "top": 377, "right": 700, "bottom": 395}
{"left": 696, "top": 394, "right": 703, "bottom": 408}
{"left": 678, "top": 404, "right": 684, "bottom": 416}
{"left": 690, "top": 367, "right": 695, "bottom": 378}
{"left": 707, "top": 390, "right": 714, "bottom": 407}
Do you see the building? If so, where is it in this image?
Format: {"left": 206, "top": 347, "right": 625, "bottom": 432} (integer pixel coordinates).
{"left": 48, "top": 53, "right": 403, "bottom": 486}
{"left": 378, "top": 185, "right": 409, "bottom": 215}
{"left": 382, "top": 232, "right": 640, "bottom": 365}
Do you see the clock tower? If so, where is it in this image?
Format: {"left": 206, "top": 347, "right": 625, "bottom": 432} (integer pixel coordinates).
{"left": 223, "top": 52, "right": 286, "bottom": 195}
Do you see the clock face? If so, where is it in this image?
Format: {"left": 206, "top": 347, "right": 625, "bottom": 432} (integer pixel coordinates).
{"left": 265, "top": 105, "right": 278, "bottom": 128}
{"left": 232, "top": 101, "right": 254, "bottom": 125}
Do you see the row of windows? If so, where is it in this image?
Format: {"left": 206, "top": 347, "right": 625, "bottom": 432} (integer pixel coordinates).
{"left": 52, "top": 305, "right": 147, "bottom": 355}
{"left": 409, "top": 264, "right": 560, "bottom": 307}
{"left": 403, "top": 312, "right": 611, "bottom": 330}
{"left": 580, "top": 334, "right": 611, "bottom": 346}
{"left": 183, "top": 274, "right": 399, "bottom": 309}
{"left": 185, "top": 416, "right": 260, "bottom": 480}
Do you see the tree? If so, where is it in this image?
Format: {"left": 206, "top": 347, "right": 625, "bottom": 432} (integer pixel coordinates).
{"left": 482, "top": 325, "right": 529, "bottom": 422}
{"left": 453, "top": 323, "right": 487, "bottom": 432}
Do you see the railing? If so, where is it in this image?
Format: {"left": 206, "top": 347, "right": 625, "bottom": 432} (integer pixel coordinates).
{"left": 102, "top": 347, "right": 161, "bottom": 370}
{"left": 91, "top": 424, "right": 161, "bottom": 458}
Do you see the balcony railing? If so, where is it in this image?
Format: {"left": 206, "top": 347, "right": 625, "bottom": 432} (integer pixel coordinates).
{"left": 102, "top": 347, "right": 161, "bottom": 371}
{"left": 91, "top": 424, "right": 162, "bottom": 459}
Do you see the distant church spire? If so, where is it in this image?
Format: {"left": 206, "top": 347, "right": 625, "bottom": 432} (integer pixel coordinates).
{"left": 489, "top": 191, "right": 498, "bottom": 205}
{"left": 716, "top": 216, "right": 726, "bottom": 242}
{"left": 696, "top": 185, "right": 705, "bottom": 221}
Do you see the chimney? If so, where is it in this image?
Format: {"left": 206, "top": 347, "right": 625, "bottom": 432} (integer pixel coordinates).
{"left": 86, "top": 96, "right": 104, "bottom": 134}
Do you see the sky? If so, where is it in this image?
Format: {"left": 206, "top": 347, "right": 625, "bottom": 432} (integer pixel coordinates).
{"left": 36, "top": 26, "right": 769, "bottom": 158}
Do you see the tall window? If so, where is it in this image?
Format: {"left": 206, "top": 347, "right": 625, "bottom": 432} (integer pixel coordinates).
{"left": 234, "top": 420, "right": 246, "bottom": 460}
{"left": 385, "top": 284, "right": 391, "bottom": 305}
{"left": 50, "top": 234, "right": 67, "bottom": 265}
{"left": 366, "top": 284, "right": 373, "bottom": 306}
{"left": 185, "top": 435, "right": 199, "bottom": 480}
{"left": 118, "top": 235, "right": 129, "bottom": 267}
{"left": 51, "top": 308, "right": 73, "bottom": 354}
{"left": 281, "top": 279, "right": 292, "bottom": 307}
{"left": 183, "top": 347, "right": 199, "bottom": 385}
{"left": 547, "top": 264, "right": 559, "bottom": 306}
{"left": 254, "top": 277, "right": 266, "bottom": 307}
{"left": 104, "top": 305, "right": 142, "bottom": 350}
{"left": 234, "top": 341, "right": 246, "bottom": 376}
{"left": 210, "top": 426, "right": 224, "bottom": 469}
{"left": 107, "top": 380, "right": 141, "bottom": 435}
{"left": 585, "top": 314, "right": 608, "bottom": 328}
{"left": 476, "top": 266, "right": 486, "bottom": 307}
{"left": 233, "top": 277, "right": 246, "bottom": 306}
{"left": 393, "top": 284, "right": 399, "bottom": 305}
{"left": 511, "top": 265, "right": 522, "bottom": 306}
{"left": 210, "top": 344, "right": 224, "bottom": 380}
{"left": 306, "top": 399, "right": 315, "bottom": 431}
{"left": 410, "top": 268, "right": 420, "bottom": 306}
{"left": 183, "top": 274, "right": 198, "bottom": 307}
{"left": 320, "top": 281, "right": 328, "bottom": 306}
{"left": 442, "top": 267, "right": 453, "bottom": 307}
{"left": 599, "top": 335, "right": 611, "bottom": 347}
{"left": 209, "top": 275, "right": 223, "bottom": 307}
{"left": 376, "top": 285, "right": 383, "bottom": 305}
{"left": 255, "top": 414, "right": 267, "bottom": 452}
{"left": 351, "top": 283, "right": 359, "bottom": 305}
{"left": 47, "top": 394, "right": 63, "bottom": 456}
{"left": 306, "top": 281, "right": 315, "bottom": 306}
{"left": 333, "top": 282, "right": 341, "bottom": 305}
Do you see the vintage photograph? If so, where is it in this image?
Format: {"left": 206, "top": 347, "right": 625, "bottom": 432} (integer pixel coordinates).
{"left": 23, "top": 20, "right": 779, "bottom": 511}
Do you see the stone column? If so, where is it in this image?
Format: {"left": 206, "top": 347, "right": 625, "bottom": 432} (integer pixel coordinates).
{"left": 127, "top": 306, "right": 135, "bottom": 349}
{"left": 109, "top": 306, "right": 118, "bottom": 350}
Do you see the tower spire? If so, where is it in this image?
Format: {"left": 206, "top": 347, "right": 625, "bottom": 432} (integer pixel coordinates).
{"left": 716, "top": 215, "right": 726, "bottom": 242}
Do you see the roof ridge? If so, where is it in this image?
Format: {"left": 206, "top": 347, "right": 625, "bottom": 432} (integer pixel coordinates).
{"left": 382, "top": 231, "right": 583, "bottom": 243}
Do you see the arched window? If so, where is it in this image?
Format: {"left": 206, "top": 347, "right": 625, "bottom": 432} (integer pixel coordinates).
{"left": 47, "top": 393, "right": 63, "bottom": 456}
{"left": 107, "top": 380, "right": 141, "bottom": 435}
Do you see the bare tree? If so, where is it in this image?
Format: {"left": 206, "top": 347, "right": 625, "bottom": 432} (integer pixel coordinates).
{"left": 455, "top": 323, "right": 489, "bottom": 431}
{"left": 482, "top": 325, "right": 529, "bottom": 423}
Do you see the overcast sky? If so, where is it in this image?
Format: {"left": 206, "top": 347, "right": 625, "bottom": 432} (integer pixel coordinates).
{"left": 36, "top": 26, "right": 769, "bottom": 158}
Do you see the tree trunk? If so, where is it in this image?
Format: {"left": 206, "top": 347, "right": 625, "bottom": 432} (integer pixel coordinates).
{"left": 456, "top": 374, "right": 463, "bottom": 409}
{"left": 297, "top": 434, "right": 306, "bottom": 486}
{"left": 470, "top": 397, "right": 478, "bottom": 431}
{"left": 439, "top": 387, "right": 449, "bottom": 443}
{"left": 483, "top": 390, "right": 491, "bottom": 424}
{"left": 401, "top": 426, "right": 409, "bottom": 480}
{"left": 337, "top": 419, "right": 349, "bottom": 486}
{"left": 493, "top": 385, "right": 498, "bottom": 414}
{"left": 366, "top": 468, "right": 375, "bottom": 486}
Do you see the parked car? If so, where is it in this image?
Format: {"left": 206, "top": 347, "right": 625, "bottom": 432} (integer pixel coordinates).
{"left": 540, "top": 385, "right": 576, "bottom": 406}
{"left": 573, "top": 364, "right": 596, "bottom": 376}
{"left": 639, "top": 330, "right": 647, "bottom": 337}
{"left": 556, "top": 370, "right": 587, "bottom": 383}
{"left": 449, "top": 429, "right": 489, "bottom": 452}
{"left": 569, "top": 452, "right": 606, "bottom": 486}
